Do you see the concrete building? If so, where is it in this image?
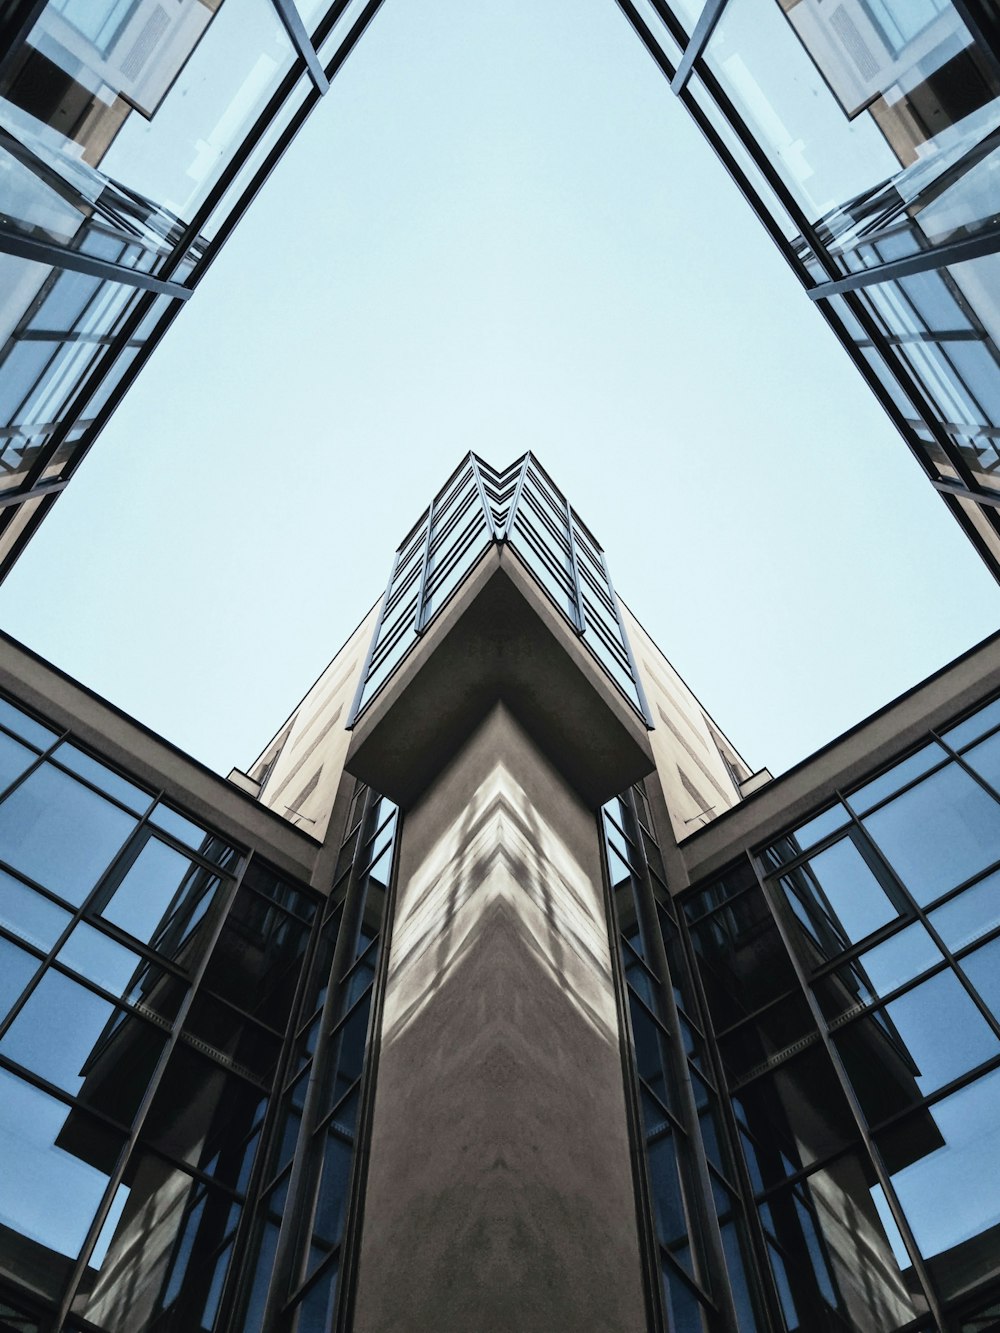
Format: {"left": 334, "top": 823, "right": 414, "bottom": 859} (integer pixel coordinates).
{"left": 1, "top": 452, "right": 1000, "bottom": 1331}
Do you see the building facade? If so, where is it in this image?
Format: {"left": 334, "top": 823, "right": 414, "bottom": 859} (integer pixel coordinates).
{"left": 1, "top": 453, "right": 1000, "bottom": 1330}
{"left": 3, "top": 1, "right": 1000, "bottom": 582}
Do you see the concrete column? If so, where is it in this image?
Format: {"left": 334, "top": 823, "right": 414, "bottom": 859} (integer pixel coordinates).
{"left": 353, "top": 702, "right": 645, "bottom": 1332}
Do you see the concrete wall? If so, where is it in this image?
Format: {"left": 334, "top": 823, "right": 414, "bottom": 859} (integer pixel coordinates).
{"left": 621, "top": 602, "right": 753, "bottom": 840}
{"left": 353, "top": 702, "right": 645, "bottom": 1333}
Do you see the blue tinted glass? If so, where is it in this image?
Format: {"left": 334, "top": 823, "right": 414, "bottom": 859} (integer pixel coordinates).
{"left": 942, "top": 697, "right": 1000, "bottom": 752}
{"left": 848, "top": 742, "right": 946, "bottom": 814}
{"left": 962, "top": 731, "right": 1000, "bottom": 796}
{"left": 791, "top": 804, "right": 850, "bottom": 850}
{"left": 57, "top": 923, "right": 143, "bottom": 996}
{"left": 0, "top": 765, "right": 136, "bottom": 904}
{"left": 858, "top": 923, "right": 942, "bottom": 998}
{"left": 150, "top": 805, "right": 210, "bottom": 852}
{"left": 52, "top": 743, "right": 153, "bottom": 814}
{"left": 0, "top": 1069, "right": 119, "bottom": 1259}
{"left": 0, "top": 730, "right": 38, "bottom": 796}
{"left": 101, "top": 837, "right": 195, "bottom": 943}
{"left": 0, "top": 936, "right": 39, "bottom": 1019}
{"left": 884, "top": 1066, "right": 1000, "bottom": 1261}
{"left": 0, "top": 870, "right": 71, "bottom": 950}
{"left": 804, "top": 837, "right": 898, "bottom": 942}
{"left": 864, "top": 763, "right": 1000, "bottom": 906}
{"left": 884, "top": 970, "right": 999, "bottom": 1095}
{"left": 0, "top": 969, "right": 115, "bottom": 1092}
{"left": 0, "top": 698, "right": 57, "bottom": 751}
{"left": 929, "top": 872, "right": 1000, "bottom": 952}
{"left": 960, "top": 937, "right": 1000, "bottom": 1021}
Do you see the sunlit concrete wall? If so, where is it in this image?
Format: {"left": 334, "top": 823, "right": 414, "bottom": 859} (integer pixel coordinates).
{"left": 621, "top": 602, "right": 753, "bottom": 839}
{"left": 354, "top": 702, "right": 645, "bottom": 1332}
{"left": 238, "top": 603, "right": 379, "bottom": 841}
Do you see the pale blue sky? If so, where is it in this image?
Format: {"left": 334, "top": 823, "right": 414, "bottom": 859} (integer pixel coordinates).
{"left": 1, "top": 0, "right": 997, "bottom": 777}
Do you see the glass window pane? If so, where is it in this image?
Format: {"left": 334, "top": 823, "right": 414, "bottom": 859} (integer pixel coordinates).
{"left": 101, "top": 837, "right": 204, "bottom": 945}
{"left": 855, "top": 922, "right": 943, "bottom": 998}
{"left": 0, "top": 697, "right": 58, "bottom": 750}
{"left": 864, "top": 763, "right": 1000, "bottom": 905}
{"left": 0, "top": 935, "right": 39, "bottom": 1020}
{"left": 0, "top": 1068, "right": 122, "bottom": 1269}
{"left": 794, "top": 837, "right": 899, "bottom": 944}
{"left": 880, "top": 1066, "right": 1000, "bottom": 1297}
{"left": 0, "top": 764, "right": 136, "bottom": 904}
{"left": 57, "top": 922, "right": 143, "bottom": 996}
{"left": 962, "top": 730, "right": 1000, "bottom": 795}
{"left": 929, "top": 871, "right": 1000, "bottom": 952}
{"left": 837, "top": 970, "right": 1000, "bottom": 1126}
{"left": 942, "top": 696, "right": 1000, "bottom": 751}
{"left": 0, "top": 869, "right": 71, "bottom": 950}
{"left": 959, "top": 936, "right": 1000, "bottom": 1020}
{"left": 150, "top": 804, "right": 215, "bottom": 855}
{"left": 847, "top": 742, "right": 946, "bottom": 813}
{"left": 0, "top": 969, "right": 115, "bottom": 1092}
{"left": 0, "top": 728, "right": 39, "bottom": 795}
{"left": 51, "top": 743, "right": 153, "bottom": 814}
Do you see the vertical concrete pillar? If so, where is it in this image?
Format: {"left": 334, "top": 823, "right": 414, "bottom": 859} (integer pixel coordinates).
{"left": 353, "top": 703, "right": 645, "bottom": 1332}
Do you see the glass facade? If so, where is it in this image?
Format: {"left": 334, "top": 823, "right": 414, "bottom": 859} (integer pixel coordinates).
{"left": 616, "top": 0, "right": 1000, "bottom": 578}
{"left": 0, "top": 0, "right": 383, "bottom": 577}
{"left": 642, "top": 688, "right": 1000, "bottom": 1331}
{"left": 0, "top": 689, "right": 398, "bottom": 1332}
{"left": 348, "top": 450, "right": 653, "bottom": 727}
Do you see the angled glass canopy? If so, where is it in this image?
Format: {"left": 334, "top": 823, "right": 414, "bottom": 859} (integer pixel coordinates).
{"left": 347, "top": 452, "right": 653, "bottom": 728}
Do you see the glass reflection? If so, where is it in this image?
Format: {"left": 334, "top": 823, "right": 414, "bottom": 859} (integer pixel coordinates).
{"left": 864, "top": 761, "right": 1000, "bottom": 905}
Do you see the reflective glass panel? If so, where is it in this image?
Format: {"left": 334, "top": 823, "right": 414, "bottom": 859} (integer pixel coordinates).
{"left": 847, "top": 742, "right": 946, "bottom": 814}
{"left": 0, "top": 935, "right": 39, "bottom": 1019}
{"left": 0, "top": 1068, "right": 122, "bottom": 1265}
{"left": 942, "top": 696, "right": 1000, "bottom": 751}
{"left": 0, "top": 763, "right": 136, "bottom": 904}
{"left": 959, "top": 935, "right": 1000, "bottom": 1020}
{"left": 101, "top": 836, "right": 204, "bottom": 945}
{"left": 0, "top": 968, "right": 119, "bottom": 1092}
{"left": 962, "top": 730, "right": 1000, "bottom": 795}
{"left": 795, "top": 836, "right": 899, "bottom": 943}
{"left": 855, "top": 922, "right": 943, "bottom": 998}
{"left": 0, "top": 728, "right": 38, "bottom": 795}
{"left": 0, "top": 697, "right": 58, "bottom": 750}
{"left": 0, "top": 868, "right": 71, "bottom": 950}
{"left": 57, "top": 922, "right": 143, "bottom": 996}
{"left": 929, "top": 871, "right": 1000, "bottom": 952}
{"left": 51, "top": 743, "right": 153, "bottom": 814}
{"left": 864, "top": 762, "right": 1000, "bottom": 905}
{"left": 880, "top": 1067, "right": 1000, "bottom": 1287}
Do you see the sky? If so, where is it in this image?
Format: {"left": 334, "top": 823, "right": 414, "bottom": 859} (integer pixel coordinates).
{"left": 1, "top": 0, "right": 998, "bottom": 778}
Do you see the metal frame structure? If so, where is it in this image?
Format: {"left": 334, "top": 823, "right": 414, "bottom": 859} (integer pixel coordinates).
{"left": 615, "top": 0, "right": 1000, "bottom": 578}
{"left": 346, "top": 450, "right": 654, "bottom": 729}
{"left": 679, "top": 687, "right": 1000, "bottom": 1330}
{"left": 0, "top": 0, "right": 384, "bottom": 578}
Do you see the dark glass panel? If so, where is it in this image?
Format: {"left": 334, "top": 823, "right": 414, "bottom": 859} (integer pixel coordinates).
{"left": 836, "top": 971, "right": 999, "bottom": 1126}
{"left": 863, "top": 763, "right": 1000, "bottom": 906}
{"left": 199, "top": 885, "right": 310, "bottom": 1028}
{"left": 183, "top": 993, "right": 280, "bottom": 1083}
{"left": 930, "top": 871, "right": 1000, "bottom": 951}
{"left": 662, "top": 1265, "right": 706, "bottom": 1333}
{"left": 0, "top": 869, "right": 71, "bottom": 950}
{"left": 328, "top": 992, "right": 372, "bottom": 1111}
{"left": 0, "top": 1068, "right": 123, "bottom": 1285}
{"left": 762, "top": 1154, "right": 927, "bottom": 1333}
{"left": 720, "top": 1221, "right": 759, "bottom": 1333}
{"left": 718, "top": 990, "right": 816, "bottom": 1080}
{"left": 629, "top": 994, "right": 671, "bottom": 1114}
{"left": 295, "top": 1258, "right": 339, "bottom": 1333}
{"left": 735, "top": 1045, "right": 857, "bottom": 1186}
{"left": 0, "top": 764, "right": 136, "bottom": 905}
{"left": 879, "top": 1066, "right": 1000, "bottom": 1300}
{"left": 312, "top": 1130, "right": 354, "bottom": 1253}
{"left": 0, "top": 935, "right": 39, "bottom": 1019}
{"left": 51, "top": 743, "right": 153, "bottom": 814}
{"left": 647, "top": 1132, "right": 687, "bottom": 1246}
{"left": 688, "top": 882, "right": 794, "bottom": 1030}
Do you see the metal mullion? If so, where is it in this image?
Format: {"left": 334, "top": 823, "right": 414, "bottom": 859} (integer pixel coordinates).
{"left": 753, "top": 864, "right": 946, "bottom": 1329}
{"left": 860, "top": 1049, "right": 1000, "bottom": 1143}
{"left": 669, "top": 0, "right": 728, "bottom": 92}
{"left": 619, "top": 790, "right": 741, "bottom": 1332}
{"left": 285, "top": 1239, "right": 342, "bottom": 1313}
{"left": 366, "top": 598, "right": 419, "bottom": 674}
{"left": 312, "top": 1075, "right": 364, "bottom": 1138}
{"left": 501, "top": 453, "right": 531, "bottom": 541}
{"left": 598, "top": 815, "right": 667, "bottom": 1333}
{"left": 346, "top": 547, "right": 402, "bottom": 728}
{"left": 512, "top": 511, "right": 576, "bottom": 595}
{"left": 809, "top": 222, "right": 1000, "bottom": 300}
{"left": 521, "top": 484, "right": 574, "bottom": 554}
{"left": 0, "top": 225, "right": 190, "bottom": 298}
{"left": 262, "top": 789, "right": 384, "bottom": 1323}
{"left": 381, "top": 558, "right": 422, "bottom": 618}
{"left": 412, "top": 490, "right": 437, "bottom": 635}
{"left": 55, "top": 861, "right": 248, "bottom": 1326}
{"left": 269, "top": 0, "right": 330, "bottom": 91}
{"left": 470, "top": 454, "right": 497, "bottom": 540}
{"left": 339, "top": 934, "right": 380, "bottom": 985}
{"left": 566, "top": 500, "right": 587, "bottom": 635}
